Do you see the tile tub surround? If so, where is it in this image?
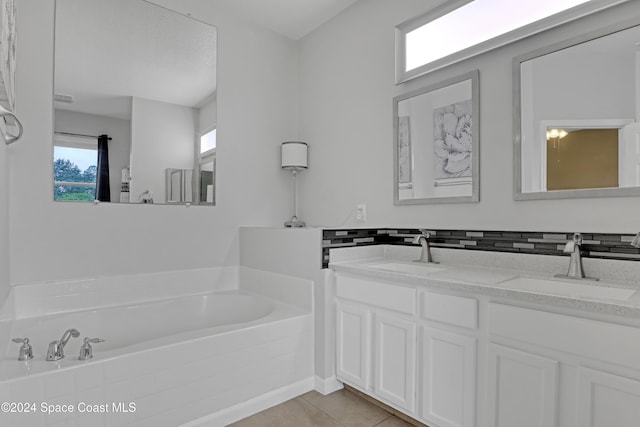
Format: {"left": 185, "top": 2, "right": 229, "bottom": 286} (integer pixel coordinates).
{"left": 322, "top": 228, "right": 640, "bottom": 268}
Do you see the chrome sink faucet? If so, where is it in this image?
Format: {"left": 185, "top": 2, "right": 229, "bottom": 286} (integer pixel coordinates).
{"left": 413, "top": 229, "right": 438, "bottom": 263}
{"left": 46, "top": 329, "right": 80, "bottom": 361}
{"left": 554, "top": 233, "right": 598, "bottom": 281}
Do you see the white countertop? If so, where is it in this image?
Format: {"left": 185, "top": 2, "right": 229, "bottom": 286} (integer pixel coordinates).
{"left": 329, "top": 246, "right": 640, "bottom": 319}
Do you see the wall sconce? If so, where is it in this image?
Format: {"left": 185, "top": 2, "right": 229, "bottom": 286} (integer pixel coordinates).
{"left": 281, "top": 141, "right": 308, "bottom": 228}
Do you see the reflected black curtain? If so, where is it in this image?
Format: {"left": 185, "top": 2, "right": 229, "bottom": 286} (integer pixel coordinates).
{"left": 96, "top": 134, "right": 111, "bottom": 202}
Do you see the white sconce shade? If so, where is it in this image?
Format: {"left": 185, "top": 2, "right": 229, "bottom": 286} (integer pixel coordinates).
{"left": 281, "top": 141, "right": 308, "bottom": 169}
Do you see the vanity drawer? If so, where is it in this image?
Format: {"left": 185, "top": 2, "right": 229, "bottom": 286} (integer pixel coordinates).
{"left": 336, "top": 274, "right": 416, "bottom": 315}
{"left": 421, "top": 292, "right": 478, "bottom": 329}
{"left": 489, "top": 303, "right": 640, "bottom": 370}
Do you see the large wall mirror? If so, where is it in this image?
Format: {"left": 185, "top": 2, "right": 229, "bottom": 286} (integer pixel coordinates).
{"left": 514, "top": 18, "right": 640, "bottom": 200}
{"left": 53, "top": 0, "right": 217, "bottom": 206}
{"left": 393, "top": 70, "right": 480, "bottom": 205}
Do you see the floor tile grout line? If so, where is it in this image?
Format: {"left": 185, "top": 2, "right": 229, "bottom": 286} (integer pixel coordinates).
{"left": 303, "top": 396, "right": 358, "bottom": 427}
{"left": 298, "top": 391, "right": 396, "bottom": 427}
{"left": 295, "top": 395, "right": 347, "bottom": 427}
{"left": 372, "top": 414, "right": 395, "bottom": 426}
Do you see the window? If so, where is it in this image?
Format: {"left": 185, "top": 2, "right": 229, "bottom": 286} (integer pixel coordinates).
{"left": 396, "top": 0, "right": 629, "bottom": 83}
{"left": 53, "top": 133, "right": 97, "bottom": 202}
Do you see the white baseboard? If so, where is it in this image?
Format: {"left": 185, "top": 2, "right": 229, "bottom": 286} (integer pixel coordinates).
{"left": 180, "top": 377, "right": 315, "bottom": 427}
{"left": 314, "top": 375, "right": 343, "bottom": 395}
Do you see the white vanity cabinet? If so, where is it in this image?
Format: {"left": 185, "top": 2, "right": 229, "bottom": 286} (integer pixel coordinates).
{"left": 419, "top": 292, "right": 477, "bottom": 427}
{"left": 334, "top": 272, "right": 478, "bottom": 426}
{"left": 333, "top": 259, "right": 640, "bottom": 427}
{"left": 336, "top": 301, "right": 372, "bottom": 389}
{"left": 488, "top": 303, "right": 640, "bottom": 427}
{"left": 335, "top": 273, "right": 417, "bottom": 413}
{"left": 576, "top": 367, "right": 640, "bottom": 427}
{"left": 374, "top": 313, "right": 417, "bottom": 411}
{"left": 487, "top": 342, "right": 559, "bottom": 427}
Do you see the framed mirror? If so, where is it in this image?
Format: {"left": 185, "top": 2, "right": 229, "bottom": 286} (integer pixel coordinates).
{"left": 393, "top": 70, "right": 480, "bottom": 205}
{"left": 53, "top": 0, "right": 217, "bottom": 206}
{"left": 514, "top": 18, "right": 640, "bottom": 200}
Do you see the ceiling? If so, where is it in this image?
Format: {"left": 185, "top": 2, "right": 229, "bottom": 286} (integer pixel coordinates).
{"left": 205, "top": 0, "right": 359, "bottom": 40}
{"left": 54, "top": 0, "right": 358, "bottom": 119}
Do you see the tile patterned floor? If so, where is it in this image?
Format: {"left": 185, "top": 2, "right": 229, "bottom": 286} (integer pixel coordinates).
{"left": 227, "top": 389, "right": 416, "bottom": 427}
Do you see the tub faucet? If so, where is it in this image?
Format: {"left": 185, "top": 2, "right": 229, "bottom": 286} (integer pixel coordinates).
{"left": 12, "top": 338, "right": 33, "bottom": 361}
{"left": 554, "top": 233, "right": 598, "bottom": 281}
{"left": 46, "top": 329, "right": 80, "bottom": 361}
{"left": 78, "top": 337, "right": 105, "bottom": 361}
{"left": 413, "top": 229, "right": 438, "bottom": 264}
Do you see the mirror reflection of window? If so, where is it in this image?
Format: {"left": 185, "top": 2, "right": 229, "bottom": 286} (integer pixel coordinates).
{"left": 53, "top": 135, "right": 97, "bottom": 202}
{"left": 201, "top": 129, "right": 216, "bottom": 154}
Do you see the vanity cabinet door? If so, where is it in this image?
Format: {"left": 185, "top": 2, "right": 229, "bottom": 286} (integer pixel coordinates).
{"left": 420, "top": 326, "right": 476, "bottom": 427}
{"left": 336, "top": 302, "right": 372, "bottom": 389}
{"left": 488, "top": 343, "right": 559, "bottom": 427}
{"left": 577, "top": 367, "right": 640, "bottom": 427}
{"left": 374, "top": 314, "right": 416, "bottom": 413}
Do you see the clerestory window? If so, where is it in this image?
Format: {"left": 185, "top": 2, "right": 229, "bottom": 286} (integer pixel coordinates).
{"left": 395, "top": 0, "right": 629, "bottom": 83}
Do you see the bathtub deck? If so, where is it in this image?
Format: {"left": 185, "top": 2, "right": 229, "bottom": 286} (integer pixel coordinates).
{"left": 228, "top": 388, "right": 423, "bottom": 427}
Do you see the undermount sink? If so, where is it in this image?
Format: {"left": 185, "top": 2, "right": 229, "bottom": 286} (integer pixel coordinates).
{"left": 368, "top": 262, "right": 444, "bottom": 276}
{"left": 497, "top": 276, "right": 637, "bottom": 301}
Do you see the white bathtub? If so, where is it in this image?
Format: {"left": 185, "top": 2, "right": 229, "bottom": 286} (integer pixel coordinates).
{"left": 0, "top": 266, "right": 315, "bottom": 427}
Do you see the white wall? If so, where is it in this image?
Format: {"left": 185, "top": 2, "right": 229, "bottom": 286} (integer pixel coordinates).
{"left": 130, "top": 97, "right": 196, "bottom": 204}
{"left": 55, "top": 109, "right": 131, "bottom": 202}
{"left": 529, "top": 53, "right": 635, "bottom": 124}
{"left": 298, "top": 0, "right": 640, "bottom": 233}
{"left": 10, "top": 0, "right": 298, "bottom": 285}
{"left": 239, "top": 227, "right": 328, "bottom": 378}
{"left": 199, "top": 97, "right": 217, "bottom": 134}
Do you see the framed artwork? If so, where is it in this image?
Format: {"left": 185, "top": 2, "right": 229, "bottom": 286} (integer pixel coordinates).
{"left": 433, "top": 99, "right": 472, "bottom": 181}
{"left": 398, "top": 116, "right": 412, "bottom": 185}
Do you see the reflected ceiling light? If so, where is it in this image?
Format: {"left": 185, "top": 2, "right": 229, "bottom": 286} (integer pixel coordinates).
{"left": 546, "top": 128, "right": 568, "bottom": 140}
